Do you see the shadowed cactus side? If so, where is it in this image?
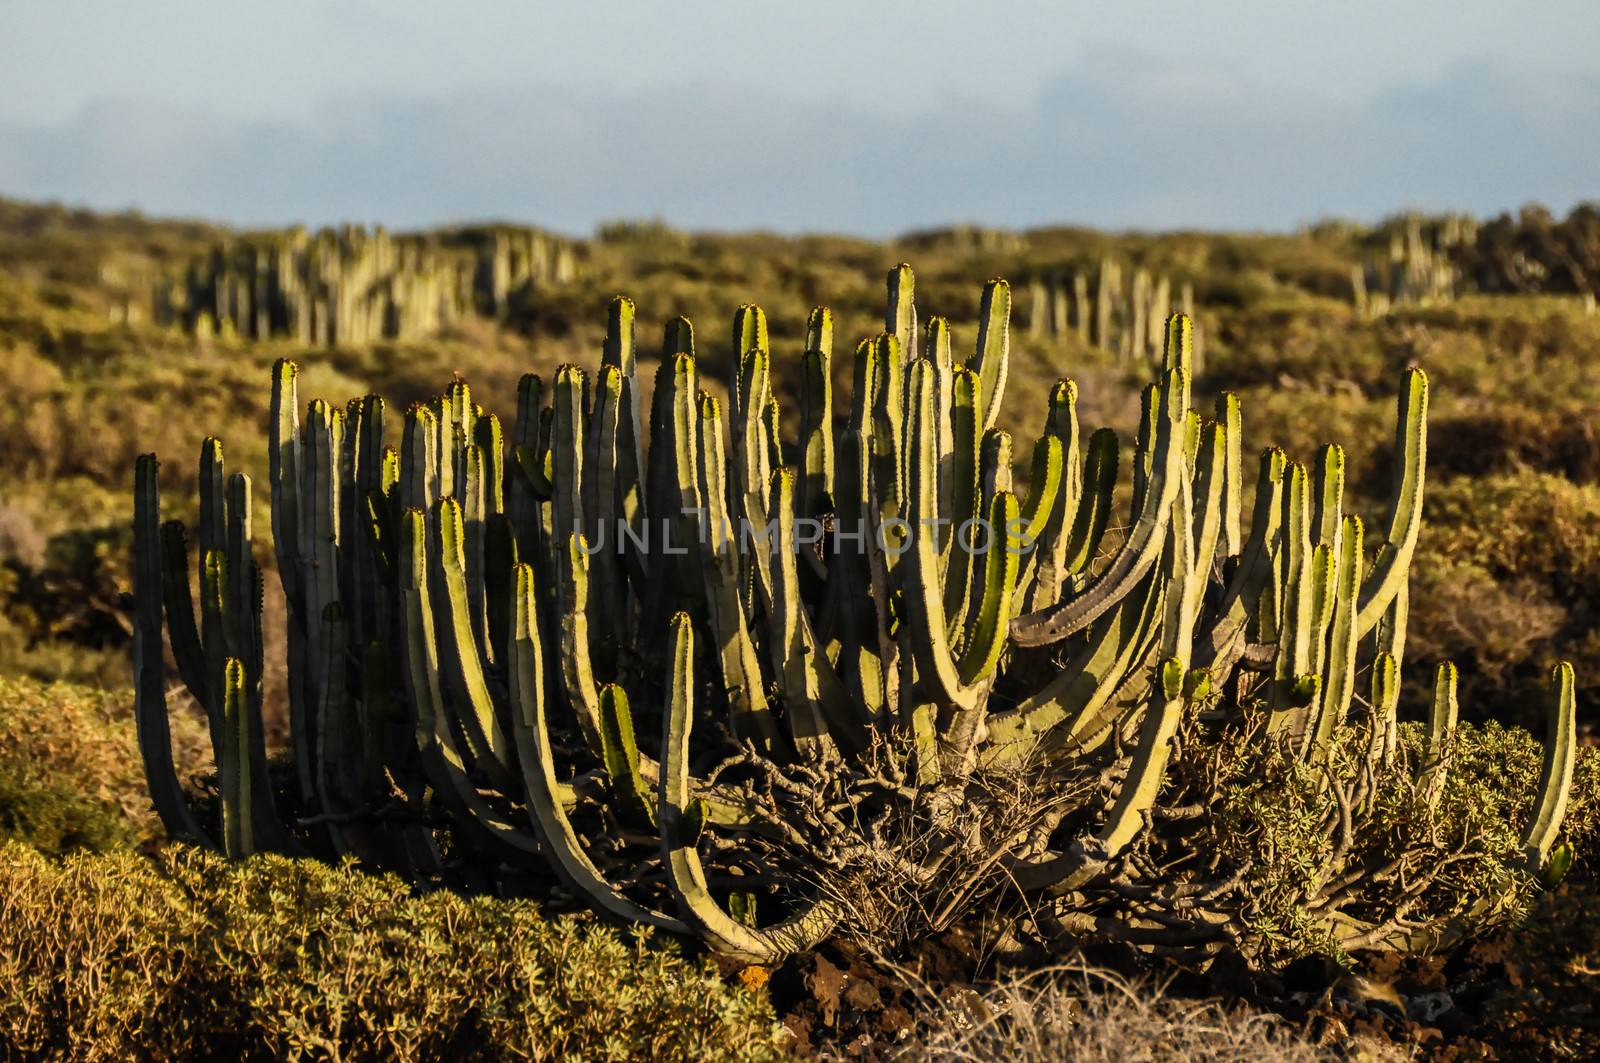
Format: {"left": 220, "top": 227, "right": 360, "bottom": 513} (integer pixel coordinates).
{"left": 133, "top": 262, "right": 1579, "bottom": 965}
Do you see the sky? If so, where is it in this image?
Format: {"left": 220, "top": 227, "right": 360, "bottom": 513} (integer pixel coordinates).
{"left": 0, "top": 1, "right": 1595, "bottom": 236}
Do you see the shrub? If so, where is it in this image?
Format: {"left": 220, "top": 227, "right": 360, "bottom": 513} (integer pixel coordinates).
{"left": 0, "top": 675, "right": 208, "bottom": 852}
{"left": 1410, "top": 471, "right": 1600, "bottom": 721}
{"left": 0, "top": 842, "right": 791, "bottom": 1061}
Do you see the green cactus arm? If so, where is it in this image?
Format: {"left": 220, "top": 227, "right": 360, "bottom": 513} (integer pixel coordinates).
{"left": 506, "top": 563, "right": 690, "bottom": 932}
{"left": 863, "top": 412, "right": 904, "bottom": 710}
{"left": 1306, "top": 542, "right": 1338, "bottom": 675}
{"left": 969, "top": 279, "right": 1011, "bottom": 432}
{"left": 734, "top": 349, "right": 774, "bottom": 562}
{"left": 1366, "top": 651, "right": 1401, "bottom": 769}
{"left": 1522, "top": 662, "right": 1577, "bottom": 873}
{"left": 1060, "top": 427, "right": 1119, "bottom": 580}
{"left": 1313, "top": 444, "right": 1346, "bottom": 552}
{"left": 1216, "top": 393, "right": 1243, "bottom": 557}
{"left": 1418, "top": 660, "right": 1458, "bottom": 807}
{"left": 200, "top": 549, "right": 231, "bottom": 758}
{"left": 767, "top": 468, "right": 861, "bottom": 753}
{"left": 1185, "top": 421, "right": 1225, "bottom": 623}
{"left": 849, "top": 337, "right": 878, "bottom": 438}
{"left": 1162, "top": 312, "right": 1194, "bottom": 376}
{"left": 1356, "top": 368, "right": 1429, "bottom": 635}
{"left": 730, "top": 303, "right": 769, "bottom": 418}
{"left": 799, "top": 347, "right": 834, "bottom": 523}
{"left": 197, "top": 439, "right": 231, "bottom": 729}
{"left": 635, "top": 355, "right": 692, "bottom": 650}
{"left": 400, "top": 404, "right": 439, "bottom": 516}
{"left": 462, "top": 442, "right": 493, "bottom": 668}
{"left": 1268, "top": 462, "right": 1314, "bottom": 722}
{"left": 694, "top": 394, "right": 781, "bottom": 751}
{"left": 834, "top": 339, "right": 903, "bottom": 709}
{"left": 313, "top": 600, "right": 363, "bottom": 855}
{"left": 866, "top": 334, "right": 904, "bottom": 521}
{"left": 297, "top": 400, "right": 343, "bottom": 802}
{"left": 157, "top": 521, "right": 210, "bottom": 728}
{"left": 658, "top": 612, "right": 839, "bottom": 961}
{"left": 1374, "top": 545, "right": 1409, "bottom": 663}
{"left": 1195, "top": 448, "right": 1286, "bottom": 683}
{"left": 985, "top": 563, "right": 1164, "bottom": 765}
{"left": 508, "top": 373, "right": 545, "bottom": 547}
{"left": 476, "top": 411, "right": 505, "bottom": 516}
{"left": 1012, "top": 367, "right": 1187, "bottom": 647}
{"left": 550, "top": 364, "right": 587, "bottom": 552}
{"left": 941, "top": 368, "right": 983, "bottom": 618}
{"left": 433, "top": 497, "right": 519, "bottom": 787}
{"left": 925, "top": 316, "right": 957, "bottom": 538}
{"left": 357, "top": 395, "right": 390, "bottom": 500}
{"left": 1096, "top": 426, "right": 1200, "bottom": 858}
{"left": 763, "top": 396, "right": 783, "bottom": 489}
{"left": 904, "top": 360, "right": 977, "bottom": 710}
{"left": 661, "top": 314, "right": 696, "bottom": 359}
{"left": 395, "top": 508, "right": 539, "bottom": 857}
{"left": 668, "top": 352, "right": 704, "bottom": 564}
{"left": 1130, "top": 384, "right": 1158, "bottom": 514}
{"left": 198, "top": 436, "right": 227, "bottom": 584}
{"left": 826, "top": 429, "right": 889, "bottom": 718}
{"left": 352, "top": 399, "right": 393, "bottom": 653}
{"left": 602, "top": 296, "right": 647, "bottom": 535}
{"left": 958, "top": 490, "right": 1022, "bottom": 686}
{"left": 227, "top": 473, "right": 289, "bottom": 851}
{"left": 887, "top": 264, "right": 918, "bottom": 370}
{"left": 1011, "top": 434, "right": 1063, "bottom": 607}
{"left": 969, "top": 428, "right": 1013, "bottom": 628}
{"left": 597, "top": 684, "right": 657, "bottom": 829}
{"left": 511, "top": 441, "right": 553, "bottom": 503}
{"left": 806, "top": 305, "right": 833, "bottom": 356}
{"left": 1309, "top": 516, "right": 1365, "bottom": 760}
{"left": 583, "top": 365, "right": 626, "bottom": 672}
{"left": 984, "top": 571, "right": 1163, "bottom": 769}
{"left": 268, "top": 360, "right": 303, "bottom": 608}
{"left": 220, "top": 657, "right": 254, "bottom": 858}
{"left": 553, "top": 531, "right": 607, "bottom": 758}
{"left": 132, "top": 455, "right": 212, "bottom": 846}
{"left": 1021, "top": 380, "right": 1081, "bottom": 613}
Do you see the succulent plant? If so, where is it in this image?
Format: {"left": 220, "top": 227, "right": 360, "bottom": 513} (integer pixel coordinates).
{"left": 133, "top": 263, "right": 1578, "bottom": 964}
{"left": 151, "top": 224, "right": 578, "bottom": 345}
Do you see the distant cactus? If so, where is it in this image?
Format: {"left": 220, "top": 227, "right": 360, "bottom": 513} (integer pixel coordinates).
{"left": 153, "top": 224, "right": 579, "bottom": 345}
{"left": 133, "top": 262, "right": 1576, "bottom": 964}
{"left": 1025, "top": 258, "right": 1199, "bottom": 371}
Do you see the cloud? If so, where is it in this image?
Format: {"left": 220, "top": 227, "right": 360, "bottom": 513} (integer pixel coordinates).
{"left": 0, "top": 55, "right": 1592, "bottom": 235}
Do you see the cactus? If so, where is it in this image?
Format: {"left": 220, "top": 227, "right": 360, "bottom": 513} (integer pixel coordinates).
{"left": 132, "top": 262, "right": 1578, "bottom": 967}
{"left": 156, "top": 224, "right": 580, "bottom": 346}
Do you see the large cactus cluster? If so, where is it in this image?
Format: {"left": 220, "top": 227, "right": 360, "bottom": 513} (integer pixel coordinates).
{"left": 152, "top": 224, "right": 578, "bottom": 345}
{"left": 1025, "top": 258, "right": 1197, "bottom": 368}
{"left": 133, "top": 263, "right": 1576, "bottom": 964}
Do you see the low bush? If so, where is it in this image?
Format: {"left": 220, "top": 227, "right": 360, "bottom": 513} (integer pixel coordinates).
{"left": 1410, "top": 472, "right": 1600, "bottom": 722}
{"left": 0, "top": 675, "right": 206, "bottom": 852}
{"left": 0, "top": 842, "right": 791, "bottom": 1061}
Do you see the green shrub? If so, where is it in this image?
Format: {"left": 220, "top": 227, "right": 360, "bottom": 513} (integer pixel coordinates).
{"left": 1410, "top": 472, "right": 1600, "bottom": 722}
{"left": 0, "top": 676, "right": 208, "bottom": 852}
{"left": 0, "top": 842, "right": 791, "bottom": 1061}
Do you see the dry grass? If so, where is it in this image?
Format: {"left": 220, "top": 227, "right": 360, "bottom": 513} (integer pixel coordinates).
{"left": 910, "top": 965, "right": 1406, "bottom": 1062}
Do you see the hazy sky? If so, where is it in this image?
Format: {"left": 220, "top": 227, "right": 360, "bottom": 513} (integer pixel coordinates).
{"left": 0, "top": 2, "right": 1595, "bottom": 234}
